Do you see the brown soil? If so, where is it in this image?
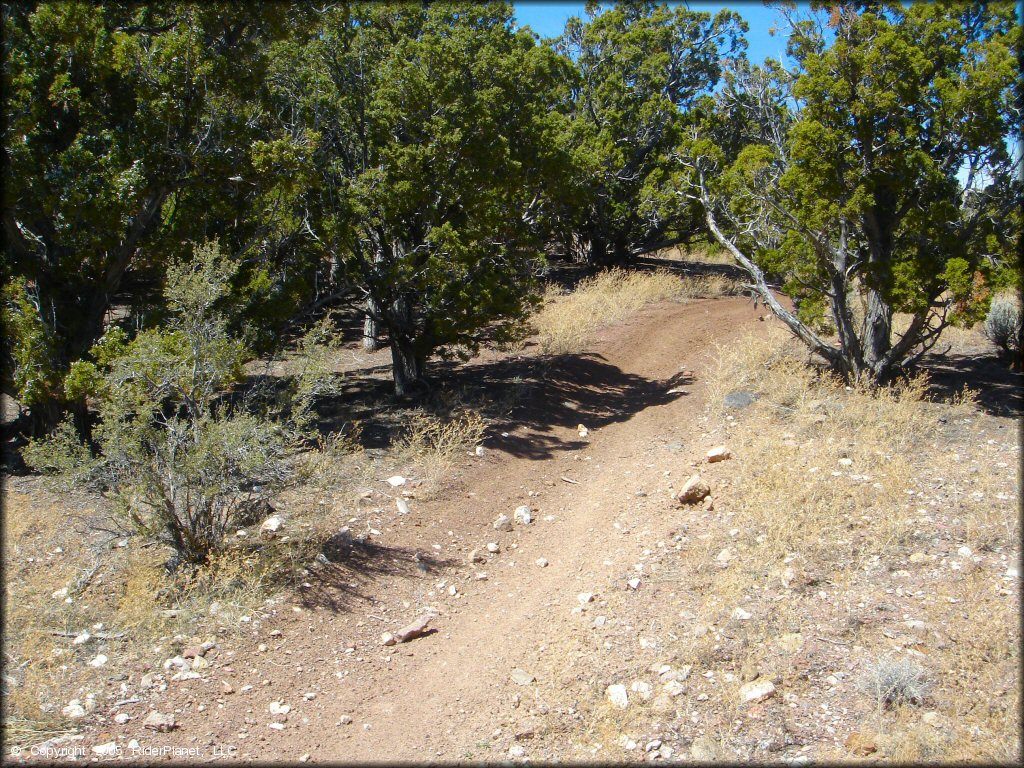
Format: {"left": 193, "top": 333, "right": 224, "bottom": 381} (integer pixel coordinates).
{"left": 49, "top": 297, "right": 769, "bottom": 761}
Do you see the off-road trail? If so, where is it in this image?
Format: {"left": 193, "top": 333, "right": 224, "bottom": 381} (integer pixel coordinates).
{"left": 78, "top": 297, "right": 772, "bottom": 760}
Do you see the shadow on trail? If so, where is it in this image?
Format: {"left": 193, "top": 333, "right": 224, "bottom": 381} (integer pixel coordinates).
{"left": 920, "top": 352, "right": 1022, "bottom": 418}
{"left": 434, "top": 352, "right": 694, "bottom": 461}
{"left": 295, "top": 534, "right": 455, "bottom": 613}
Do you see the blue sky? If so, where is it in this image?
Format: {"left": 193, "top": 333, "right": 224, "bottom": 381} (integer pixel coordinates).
{"left": 514, "top": 1, "right": 792, "bottom": 64}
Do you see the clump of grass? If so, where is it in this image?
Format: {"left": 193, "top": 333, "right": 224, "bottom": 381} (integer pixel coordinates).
{"left": 392, "top": 404, "right": 486, "bottom": 492}
{"left": 861, "top": 657, "right": 932, "bottom": 708}
{"left": 533, "top": 268, "right": 738, "bottom": 354}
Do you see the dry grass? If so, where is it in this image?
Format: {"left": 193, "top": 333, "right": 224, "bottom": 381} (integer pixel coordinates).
{"left": 660, "top": 325, "right": 1020, "bottom": 761}
{"left": 391, "top": 404, "right": 486, "bottom": 494}
{"left": 533, "top": 268, "right": 739, "bottom": 355}
{"left": 658, "top": 243, "right": 735, "bottom": 266}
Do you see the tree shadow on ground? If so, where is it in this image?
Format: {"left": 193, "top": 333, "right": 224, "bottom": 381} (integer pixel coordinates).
{"left": 432, "top": 352, "right": 693, "bottom": 461}
{"left": 294, "top": 533, "right": 455, "bottom": 612}
{"left": 920, "top": 352, "right": 1022, "bottom": 418}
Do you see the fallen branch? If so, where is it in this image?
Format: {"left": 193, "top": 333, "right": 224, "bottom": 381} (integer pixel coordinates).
{"left": 560, "top": 476, "right": 580, "bottom": 485}
{"left": 49, "top": 630, "right": 128, "bottom": 640}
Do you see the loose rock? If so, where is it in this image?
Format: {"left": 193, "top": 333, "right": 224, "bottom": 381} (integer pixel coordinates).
{"left": 260, "top": 515, "right": 283, "bottom": 534}
{"left": 143, "top": 711, "right": 177, "bottom": 732}
{"left": 514, "top": 505, "right": 533, "bottom": 525}
{"left": 677, "top": 475, "right": 711, "bottom": 504}
{"left": 393, "top": 614, "right": 434, "bottom": 643}
{"left": 396, "top": 499, "right": 411, "bottom": 515}
{"left": 738, "top": 679, "right": 776, "bottom": 703}
{"left": 706, "top": 446, "right": 731, "bottom": 462}
{"left": 606, "top": 684, "right": 629, "bottom": 709}
{"left": 493, "top": 514, "right": 513, "bottom": 532}
{"left": 511, "top": 669, "right": 535, "bottom": 686}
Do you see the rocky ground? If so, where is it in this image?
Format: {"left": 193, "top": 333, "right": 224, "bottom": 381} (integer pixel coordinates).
{"left": 3, "top": 295, "right": 1020, "bottom": 763}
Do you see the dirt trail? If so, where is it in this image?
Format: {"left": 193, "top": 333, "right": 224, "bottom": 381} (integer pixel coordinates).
{"left": 78, "top": 296, "right": 771, "bottom": 761}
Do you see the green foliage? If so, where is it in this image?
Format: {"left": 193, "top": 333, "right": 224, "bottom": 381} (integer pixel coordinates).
{"left": 23, "top": 241, "right": 339, "bottom": 565}
{"left": 261, "top": 1, "right": 568, "bottom": 394}
{"left": 556, "top": 1, "right": 746, "bottom": 263}
{"left": 1, "top": 278, "right": 61, "bottom": 407}
{"left": 2, "top": 1, "right": 291, "bottom": 425}
{"left": 684, "top": 2, "right": 1021, "bottom": 382}
{"left": 983, "top": 294, "right": 1022, "bottom": 361}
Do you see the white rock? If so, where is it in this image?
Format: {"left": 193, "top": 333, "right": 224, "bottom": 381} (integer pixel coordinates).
{"left": 957, "top": 545, "right": 972, "bottom": 558}
{"left": 171, "top": 670, "right": 201, "bottom": 681}
{"left": 339, "top": 715, "right": 353, "bottom": 725}
{"left": 114, "top": 713, "right": 131, "bottom": 724}
{"left": 536, "top": 557, "right": 548, "bottom": 568}
{"left": 838, "top": 457, "right": 853, "bottom": 466}
{"left": 511, "top": 669, "right": 535, "bottom": 686}
{"left": 269, "top": 701, "right": 291, "bottom": 715}
{"left": 88, "top": 654, "right": 108, "bottom": 668}
{"left": 487, "top": 542, "right": 500, "bottom": 553}
{"left": 493, "top": 514, "right": 513, "bottom": 532}
{"left": 268, "top": 722, "right": 286, "bottom": 730}
{"left": 738, "top": 679, "right": 776, "bottom": 703}
{"left": 627, "top": 577, "right": 641, "bottom": 590}
{"left": 716, "top": 548, "right": 734, "bottom": 565}
{"left": 62, "top": 702, "right": 87, "bottom": 719}
{"left": 92, "top": 742, "right": 118, "bottom": 757}
{"left": 514, "top": 505, "right": 533, "bottom": 525}
{"left": 386, "top": 475, "right": 406, "bottom": 487}
{"left": 578, "top": 592, "right": 595, "bottom": 605}
{"left": 127, "top": 740, "right": 140, "bottom": 750}
{"left": 509, "top": 744, "right": 526, "bottom": 757}
{"left": 396, "top": 498, "right": 411, "bottom": 515}
{"left": 706, "top": 446, "right": 731, "bottom": 462}
{"left": 606, "top": 684, "right": 629, "bottom": 709}
{"left": 475, "top": 446, "right": 486, "bottom": 457}
{"left": 72, "top": 631, "right": 91, "bottom": 645}
{"left": 304, "top": 692, "right": 316, "bottom": 701}
{"left": 163, "top": 656, "right": 188, "bottom": 670}
{"left": 52, "top": 587, "right": 69, "bottom": 599}
{"left": 731, "top": 607, "right": 752, "bottom": 621}
{"left": 260, "top": 515, "right": 284, "bottom": 534}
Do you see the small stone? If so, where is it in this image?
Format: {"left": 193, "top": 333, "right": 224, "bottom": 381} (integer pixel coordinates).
{"left": 171, "top": 670, "right": 201, "bottom": 681}
{"left": 260, "top": 515, "right": 284, "bottom": 534}
{"left": 487, "top": 542, "right": 500, "bottom": 553}
{"left": 845, "top": 732, "right": 877, "bottom": 756}
{"left": 509, "top": 744, "right": 526, "bottom": 758}
{"left": 380, "top": 632, "right": 396, "bottom": 647}
{"left": 114, "top": 712, "right": 131, "bottom": 725}
{"left": 268, "top": 701, "right": 290, "bottom": 715}
{"left": 339, "top": 715, "right": 353, "bottom": 725}
{"left": 493, "top": 514, "right": 513, "bottom": 532}
{"left": 143, "top": 711, "right": 176, "bottom": 732}
{"left": 475, "top": 446, "right": 486, "bottom": 456}
{"left": 957, "top": 545, "right": 972, "bottom": 558}
{"left": 299, "top": 754, "right": 311, "bottom": 762}
{"left": 739, "top": 679, "right": 776, "bottom": 703}
{"left": 268, "top": 722, "right": 286, "bottom": 730}
{"left": 724, "top": 390, "right": 756, "bottom": 409}
{"left": 706, "top": 446, "right": 731, "bottom": 462}
{"left": 716, "top": 548, "right": 734, "bottom": 564}
{"left": 258, "top": 643, "right": 268, "bottom": 653}
{"left": 163, "top": 655, "right": 188, "bottom": 670}
{"left": 62, "top": 702, "right": 87, "bottom": 719}
{"left": 731, "top": 607, "right": 752, "bottom": 621}
{"left": 468, "top": 549, "right": 486, "bottom": 564}
{"left": 386, "top": 475, "right": 406, "bottom": 487}
{"left": 190, "top": 655, "right": 210, "bottom": 670}
{"left": 659, "top": 745, "right": 674, "bottom": 760}
{"left": 606, "top": 684, "right": 629, "bottom": 709}
{"left": 577, "top": 592, "right": 595, "bottom": 605}
{"left": 777, "top": 633, "right": 804, "bottom": 653}
{"left": 92, "top": 742, "right": 118, "bottom": 757}
{"left": 514, "top": 505, "right": 533, "bottom": 525}
{"left": 140, "top": 673, "right": 156, "bottom": 690}
{"left": 909, "top": 552, "right": 928, "bottom": 564}
{"left": 52, "top": 587, "right": 69, "bottom": 599}
{"left": 88, "top": 654, "right": 108, "bottom": 668}
{"left": 838, "top": 457, "right": 854, "bottom": 467}
{"left": 922, "top": 711, "right": 943, "bottom": 728}
{"left": 221, "top": 680, "right": 234, "bottom": 695}
{"left": 511, "top": 669, "right": 535, "bottom": 686}
{"left": 690, "top": 735, "right": 717, "bottom": 760}
{"left": 678, "top": 475, "right": 711, "bottom": 504}
{"left": 304, "top": 692, "right": 316, "bottom": 701}
{"left": 72, "top": 631, "right": 90, "bottom": 646}
{"left": 627, "top": 577, "right": 641, "bottom": 590}
{"left": 396, "top": 498, "right": 411, "bottom": 515}
{"left": 393, "top": 613, "right": 434, "bottom": 643}
{"left": 536, "top": 557, "right": 548, "bottom": 568}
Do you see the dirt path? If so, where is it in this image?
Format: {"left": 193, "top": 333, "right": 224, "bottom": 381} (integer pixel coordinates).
{"left": 76, "top": 296, "right": 771, "bottom": 761}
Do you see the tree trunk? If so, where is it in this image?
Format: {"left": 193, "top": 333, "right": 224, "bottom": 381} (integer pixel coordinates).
{"left": 362, "top": 296, "right": 382, "bottom": 352}
{"left": 862, "top": 287, "right": 894, "bottom": 381}
{"left": 390, "top": 338, "right": 422, "bottom": 398}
